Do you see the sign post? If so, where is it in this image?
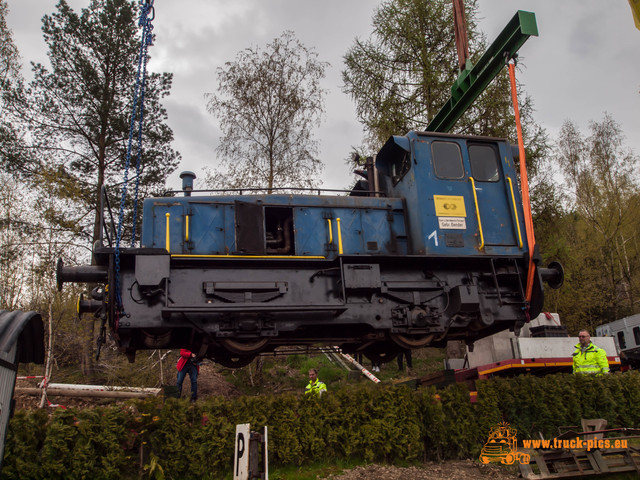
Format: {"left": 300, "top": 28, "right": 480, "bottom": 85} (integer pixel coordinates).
{"left": 234, "top": 424, "right": 250, "bottom": 480}
{"left": 233, "top": 424, "right": 268, "bottom": 480}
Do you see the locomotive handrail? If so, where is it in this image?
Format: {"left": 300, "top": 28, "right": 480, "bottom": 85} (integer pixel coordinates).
{"left": 165, "top": 212, "right": 170, "bottom": 252}
{"left": 336, "top": 218, "right": 344, "bottom": 254}
{"left": 327, "top": 219, "right": 333, "bottom": 244}
{"left": 171, "top": 254, "right": 326, "bottom": 259}
{"left": 161, "top": 304, "right": 347, "bottom": 314}
{"left": 506, "top": 177, "right": 524, "bottom": 248}
{"left": 164, "top": 187, "right": 387, "bottom": 196}
{"left": 469, "top": 177, "right": 485, "bottom": 250}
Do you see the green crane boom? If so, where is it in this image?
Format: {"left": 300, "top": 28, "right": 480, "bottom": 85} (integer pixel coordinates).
{"left": 427, "top": 10, "right": 538, "bottom": 133}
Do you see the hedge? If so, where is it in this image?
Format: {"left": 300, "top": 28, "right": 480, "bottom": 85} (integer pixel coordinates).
{"left": 3, "top": 371, "right": 640, "bottom": 479}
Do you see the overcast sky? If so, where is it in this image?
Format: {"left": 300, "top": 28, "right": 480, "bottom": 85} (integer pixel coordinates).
{"left": 6, "top": 0, "right": 640, "bottom": 190}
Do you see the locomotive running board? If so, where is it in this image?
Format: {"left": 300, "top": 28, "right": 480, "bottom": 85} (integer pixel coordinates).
{"left": 161, "top": 304, "right": 347, "bottom": 318}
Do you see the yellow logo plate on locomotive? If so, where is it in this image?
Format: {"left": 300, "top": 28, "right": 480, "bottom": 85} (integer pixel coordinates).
{"left": 433, "top": 195, "right": 466, "bottom": 217}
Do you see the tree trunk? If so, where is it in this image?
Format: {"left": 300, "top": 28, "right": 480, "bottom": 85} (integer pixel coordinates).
{"left": 81, "top": 320, "right": 95, "bottom": 377}
{"left": 39, "top": 299, "right": 55, "bottom": 408}
{"left": 83, "top": 128, "right": 107, "bottom": 378}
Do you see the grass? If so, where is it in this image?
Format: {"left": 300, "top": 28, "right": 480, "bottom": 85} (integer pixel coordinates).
{"left": 219, "top": 346, "right": 447, "bottom": 396}
{"left": 18, "top": 340, "right": 449, "bottom": 397}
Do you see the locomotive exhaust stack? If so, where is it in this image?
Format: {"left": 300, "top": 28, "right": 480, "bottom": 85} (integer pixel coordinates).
{"left": 179, "top": 171, "right": 196, "bottom": 196}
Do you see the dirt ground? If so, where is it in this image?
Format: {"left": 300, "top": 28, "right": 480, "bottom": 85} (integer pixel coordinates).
{"left": 188, "top": 362, "right": 243, "bottom": 398}
{"left": 321, "top": 461, "right": 520, "bottom": 479}
{"left": 13, "top": 363, "right": 242, "bottom": 410}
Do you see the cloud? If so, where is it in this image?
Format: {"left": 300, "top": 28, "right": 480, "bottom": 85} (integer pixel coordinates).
{"left": 7, "top": 0, "right": 640, "bottom": 191}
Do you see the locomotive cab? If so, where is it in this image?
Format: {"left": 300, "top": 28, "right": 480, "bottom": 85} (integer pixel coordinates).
{"left": 377, "top": 131, "right": 526, "bottom": 257}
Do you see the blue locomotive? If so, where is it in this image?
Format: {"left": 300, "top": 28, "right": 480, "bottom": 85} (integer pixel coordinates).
{"left": 58, "top": 130, "right": 563, "bottom": 367}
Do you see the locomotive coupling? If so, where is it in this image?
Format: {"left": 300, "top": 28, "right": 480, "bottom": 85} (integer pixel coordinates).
{"left": 77, "top": 293, "right": 102, "bottom": 315}
{"left": 56, "top": 258, "right": 108, "bottom": 291}
{"left": 539, "top": 261, "right": 564, "bottom": 289}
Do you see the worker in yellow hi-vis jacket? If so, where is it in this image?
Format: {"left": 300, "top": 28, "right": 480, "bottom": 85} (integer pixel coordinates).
{"left": 573, "top": 330, "right": 609, "bottom": 375}
{"left": 305, "top": 368, "right": 327, "bottom": 396}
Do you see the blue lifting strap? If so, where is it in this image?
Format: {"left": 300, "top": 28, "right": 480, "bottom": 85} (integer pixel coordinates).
{"left": 115, "top": 0, "right": 155, "bottom": 309}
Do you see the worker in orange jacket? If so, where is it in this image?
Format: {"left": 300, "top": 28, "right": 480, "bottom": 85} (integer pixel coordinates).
{"left": 176, "top": 349, "right": 200, "bottom": 401}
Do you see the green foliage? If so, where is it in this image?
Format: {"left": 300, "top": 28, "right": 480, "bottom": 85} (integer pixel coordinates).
{"left": 0, "top": 0, "right": 182, "bottom": 384}
{"left": 342, "top": 0, "right": 548, "bottom": 167}
{"left": 285, "top": 354, "right": 303, "bottom": 369}
{"left": 0, "top": 0, "right": 20, "bottom": 88}
{"left": 266, "top": 457, "right": 366, "bottom": 480}
{"left": 6, "top": 372, "right": 640, "bottom": 478}
{"left": 1, "top": 409, "right": 49, "bottom": 480}
{"left": 538, "top": 114, "right": 640, "bottom": 329}
{"left": 3, "top": 0, "right": 180, "bottom": 248}
{"left": 446, "top": 384, "right": 485, "bottom": 456}
{"left": 476, "top": 373, "right": 640, "bottom": 442}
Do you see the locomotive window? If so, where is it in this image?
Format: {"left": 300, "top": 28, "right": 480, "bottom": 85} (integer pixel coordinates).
{"left": 469, "top": 144, "right": 500, "bottom": 182}
{"left": 618, "top": 331, "right": 627, "bottom": 350}
{"left": 432, "top": 141, "right": 464, "bottom": 179}
{"left": 391, "top": 151, "right": 411, "bottom": 185}
{"left": 634, "top": 326, "right": 640, "bottom": 346}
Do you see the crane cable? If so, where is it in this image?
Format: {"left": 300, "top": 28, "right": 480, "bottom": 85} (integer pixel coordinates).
{"left": 114, "top": 0, "right": 155, "bottom": 312}
{"left": 507, "top": 59, "right": 536, "bottom": 307}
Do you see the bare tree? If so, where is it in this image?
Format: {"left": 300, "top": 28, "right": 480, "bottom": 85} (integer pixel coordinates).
{"left": 206, "top": 31, "right": 327, "bottom": 192}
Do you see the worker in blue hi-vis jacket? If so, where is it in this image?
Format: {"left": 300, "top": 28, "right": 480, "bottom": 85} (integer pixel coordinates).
{"left": 305, "top": 368, "right": 327, "bottom": 396}
{"left": 573, "top": 330, "right": 610, "bottom": 375}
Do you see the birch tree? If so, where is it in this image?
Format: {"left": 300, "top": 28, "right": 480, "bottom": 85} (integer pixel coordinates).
{"left": 554, "top": 114, "right": 640, "bottom": 325}
{"left": 206, "top": 31, "right": 327, "bottom": 192}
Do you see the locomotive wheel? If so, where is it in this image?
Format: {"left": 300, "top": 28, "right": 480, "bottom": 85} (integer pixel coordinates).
{"left": 220, "top": 338, "right": 269, "bottom": 355}
{"left": 213, "top": 354, "right": 256, "bottom": 368}
{"left": 364, "top": 350, "right": 398, "bottom": 364}
{"left": 363, "top": 342, "right": 399, "bottom": 365}
{"left": 390, "top": 333, "right": 435, "bottom": 350}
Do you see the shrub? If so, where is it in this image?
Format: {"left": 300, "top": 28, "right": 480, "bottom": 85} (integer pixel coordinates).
{"left": 5, "top": 371, "right": 640, "bottom": 478}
